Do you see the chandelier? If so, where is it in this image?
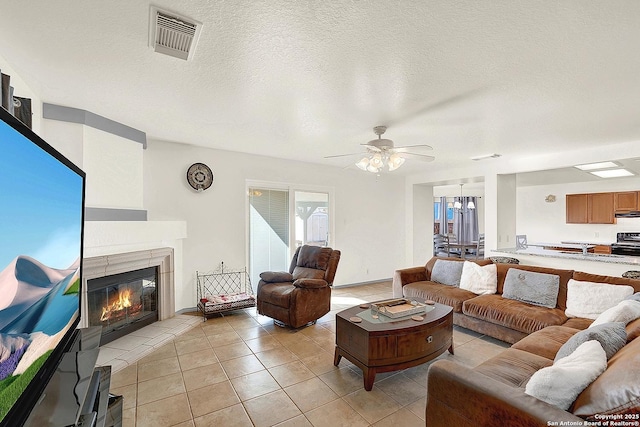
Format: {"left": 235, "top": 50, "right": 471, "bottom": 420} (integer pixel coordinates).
{"left": 453, "top": 184, "right": 475, "bottom": 210}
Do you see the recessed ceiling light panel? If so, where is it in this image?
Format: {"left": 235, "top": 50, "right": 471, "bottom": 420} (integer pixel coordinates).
{"left": 574, "top": 161, "right": 620, "bottom": 171}
{"left": 589, "top": 169, "right": 634, "bottom": 178}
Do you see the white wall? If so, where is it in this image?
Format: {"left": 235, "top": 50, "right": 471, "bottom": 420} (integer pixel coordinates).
{"left": 517, "top": 176, "right": 640, "bottom": 244}
{"left": 82, "top": 126, "right": 144, "bottom": 209}
{"left": 143, "top": 139, "right": 406, "bottom": 305}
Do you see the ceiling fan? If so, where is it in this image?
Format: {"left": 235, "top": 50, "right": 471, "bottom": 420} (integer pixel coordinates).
{"left": 325, "top": 126, "right": 435, "bottom": 173}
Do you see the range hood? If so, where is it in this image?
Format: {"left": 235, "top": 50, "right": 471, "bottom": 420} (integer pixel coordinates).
{"left": 615, "top": 211, "right": 640, "bottom": 218}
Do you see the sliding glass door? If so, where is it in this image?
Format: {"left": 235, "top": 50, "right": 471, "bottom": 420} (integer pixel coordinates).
{"left": 294, "top": 191, "right": 329, "bottom": 247}
{"left": 248, "top": 187, "right": 290, "bottom": 289}
{"left": 248, "top": 184, "right": 333, "bottom": 289}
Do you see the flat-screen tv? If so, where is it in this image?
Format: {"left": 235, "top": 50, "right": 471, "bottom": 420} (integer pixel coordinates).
{"left": 0, "top": 107, "right": 85, "bottom": 426}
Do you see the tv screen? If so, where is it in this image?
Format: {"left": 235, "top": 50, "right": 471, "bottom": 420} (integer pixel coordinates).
{"left": 0, "top": 107, "right": 85, "bottom": 426}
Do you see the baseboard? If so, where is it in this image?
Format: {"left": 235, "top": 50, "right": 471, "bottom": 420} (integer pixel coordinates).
{"left": 333, "top": 278, "right": 392, "bottom": 288}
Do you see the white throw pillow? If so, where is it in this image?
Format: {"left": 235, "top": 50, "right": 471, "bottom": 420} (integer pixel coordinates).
{"left": 459, "top": 261, "right": 497, "bottom": 295}
{"left": 525, "top": 340, "right": 607, "bottom": 410}
{"left": 565, "top": 279, "right": 634, "bottom": 319}
{"left": 590, "top": 299, "right": 640, "bottom": 327}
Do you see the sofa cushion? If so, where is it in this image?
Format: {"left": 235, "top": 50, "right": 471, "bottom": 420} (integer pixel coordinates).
{"left": 628, "top": 292, "right": 640, "bottom": 303}
{"left": 257, "top": 282, "right": 294, "bottom": 308}
{"left": 573, "top": 271, "right": 640, "bottom": 293}
{"left": 295, "top": 245, "right": 332, "bottom": 270}
{"left": 512, "top": 325, "right": 580, "bottom": 360}
{"left": 292, "top": 266, "right": 326, "bottom": 280}
{"left": 627, "top": 318, "right": 640, "bottom": 342}
{"left": 590, "top": 299, "right": 640, "bottom": 327}
{"left": 573, "top": 336, "right": 640, "bottom": 419}
{"left": 565, "top": 279, "right": 634, "bottom": 319}
{"left": 555, "top": 322, "right": 626, "bottom": 362}
{"left": 562, "top": 317, "right": 593, "bottom": 330}
{"left": 459, "top": 261, "right": 497, "bottom": 295}
{"left": 495, "top": 264, "right": 574, "bottom": 309}
{"left": 525, "top": 340, "right": 607, "bottom": 411}
{"left": 425, "top": 256, "right": 492, "bottom": 279}
{"left": 402, "top": 281, "right": 476, "bottom": 312}
{"left": 431, "top": 259, "right": 464, "bottom": 286}
{"left": 502, "top": 269, "right": 559, "bottom": 308}
{"left": 475, "top": 348, "right": 552, "bottom": 388}
{"left": 462, "top": 294, "right": 568, "bottom": 335}
{"left": 260, "top": 271, "right": 294, "bottom": 283}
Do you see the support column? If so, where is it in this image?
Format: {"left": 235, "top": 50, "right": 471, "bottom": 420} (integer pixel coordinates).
{"left": 406, "top": 183, "right": 434, "bottom": 265}
{"left": 484, "top": 173, "right": 517, "bottom": 255}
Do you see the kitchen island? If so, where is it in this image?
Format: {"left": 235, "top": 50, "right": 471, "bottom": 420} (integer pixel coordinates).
{"left": 490, "top": 246, "right": 640, "bottom": 277}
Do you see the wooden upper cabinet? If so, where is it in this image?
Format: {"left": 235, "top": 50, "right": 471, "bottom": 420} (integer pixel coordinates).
{"left": 566, "top": 194, "right": 588, "bottom": 223}
{"left": 588, "top": 192, "right": 615, "bottom": 224}
{"left": 614, "top": 191, "right": 639, "bottom": 212}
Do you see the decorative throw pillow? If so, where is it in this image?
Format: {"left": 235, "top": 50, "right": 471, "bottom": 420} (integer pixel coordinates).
{"left": 565, "top": 279, "right": 634, "bottom": 319}
{"left": 590, "top": 299, "right": 640, "bottom": 327}
{"left": 502, "top": 269, "right": 560, "bottom": 308}
{"left": 259, "top": 271, "right": 294, "bottom": 283}
{"left": 459, "top": 261, "right": 497, "bottom": 295}
{"left": 626, "top": 292, "right": 640, "bottom": 303}
{"left": 431, "top": 260, "right": 464, "bottom": 287}
{"left": 554, "top": 322, "right": 626, "bottom": 362}
{"left": 525, "top": 340, "right": 607, "bottom": 410}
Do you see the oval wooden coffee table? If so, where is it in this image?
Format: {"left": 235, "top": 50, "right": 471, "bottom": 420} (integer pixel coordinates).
{"left": 334, "top": 300, "right": 453, "bottom": 391}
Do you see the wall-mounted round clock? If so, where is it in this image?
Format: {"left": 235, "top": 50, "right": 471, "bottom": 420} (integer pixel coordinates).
{"left": 186, "top": 163, "right": 214, "bottom": 192}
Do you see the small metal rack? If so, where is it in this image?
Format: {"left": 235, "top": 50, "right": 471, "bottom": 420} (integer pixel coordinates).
{"left": 196, "top": 262, "right": 255, "bottom": 321}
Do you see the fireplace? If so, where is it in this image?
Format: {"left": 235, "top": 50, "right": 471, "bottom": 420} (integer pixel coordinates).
{"left": 87, "top": 267, "right": 158, "bottom": 345}
{"left": 81, "top": 247, "right": 175, "bottom": 343}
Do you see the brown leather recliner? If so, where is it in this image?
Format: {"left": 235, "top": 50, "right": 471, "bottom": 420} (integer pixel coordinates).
{"left": 256, "top": 245, "right": 341, "bottom": 328}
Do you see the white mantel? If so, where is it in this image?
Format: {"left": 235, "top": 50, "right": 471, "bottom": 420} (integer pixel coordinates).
{"left": 83, "top": 220, "right": 190, "bottom": 311}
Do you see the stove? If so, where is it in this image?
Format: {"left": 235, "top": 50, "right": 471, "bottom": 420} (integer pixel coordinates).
{"left": 611, "top": 233, "right": 640, "bottom": 256}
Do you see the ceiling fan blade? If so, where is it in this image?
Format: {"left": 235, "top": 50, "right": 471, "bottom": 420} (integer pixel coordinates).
{"left": 387, "top": 88, "right": 484, "bottom": 126}
{"left": 402, "top": 152, "right": 436, "bottom": 162}
{"left": 324, "top": 152, "right": 362, "bottom": 159}
{"left": 394, "top": 144, "right": 433, "bottom": 152}
{"left": 359, "top": 143, "right": 382, "bottom": 152}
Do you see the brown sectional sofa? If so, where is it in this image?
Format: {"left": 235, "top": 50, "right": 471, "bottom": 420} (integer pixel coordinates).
{"left": 393, "top": 256, "right": 640, "bottom": 425}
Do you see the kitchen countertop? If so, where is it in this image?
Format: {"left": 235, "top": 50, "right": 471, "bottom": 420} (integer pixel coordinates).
{"left": 526, "top": 242, "right": 596, "bottom": 250}
{"left": 495, "top": 246, "right": 640, "bottom": 266}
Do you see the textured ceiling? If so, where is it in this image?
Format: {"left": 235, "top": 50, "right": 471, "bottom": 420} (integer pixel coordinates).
{"left": 1, "top": 1, "right": 640, "bottom": 177}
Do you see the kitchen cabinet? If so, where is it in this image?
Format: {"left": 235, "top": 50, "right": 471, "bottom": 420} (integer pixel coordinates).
{"left": 588, "top": 193, "right": 615, "bottom": 224}
{"left": 614, "top": 191, "right": 639, "bottom": 212}
{"left": 566, "top": 194, "right": 588, "bottom": 223}
{"left": 566, "top": 193, "right": 615, "bottom": 224}
{"left": 593, "top": 244, "right": 612, "bottom": 254}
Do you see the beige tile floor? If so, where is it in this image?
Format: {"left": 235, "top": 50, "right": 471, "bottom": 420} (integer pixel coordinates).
{"left": 106, "top": 281, "right": 510, "bottom": 426}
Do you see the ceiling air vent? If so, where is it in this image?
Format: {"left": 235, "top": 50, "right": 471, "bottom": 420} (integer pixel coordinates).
{"left": 149, "top": 7, "right": 202, "bottom": 61}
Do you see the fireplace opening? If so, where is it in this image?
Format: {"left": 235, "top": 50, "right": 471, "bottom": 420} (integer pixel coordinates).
{"left": 87, "top": 266, "right": 158, "bottom": 345}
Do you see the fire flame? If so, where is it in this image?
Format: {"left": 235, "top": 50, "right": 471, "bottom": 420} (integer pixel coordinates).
{"left": 101, "top": 289, "right": 133, "bottom": 321}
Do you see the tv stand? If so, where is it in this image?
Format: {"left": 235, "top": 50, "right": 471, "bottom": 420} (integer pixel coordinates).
{"left": 24, "top": 327, "right": 122, "bottom": 427}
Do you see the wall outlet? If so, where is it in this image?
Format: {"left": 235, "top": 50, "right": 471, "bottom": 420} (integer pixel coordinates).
{"left": 506, "top": 235, "right": 509, "bottom": 242}
{"left": 595, "top": 232, "right": 600, "bottom": 238}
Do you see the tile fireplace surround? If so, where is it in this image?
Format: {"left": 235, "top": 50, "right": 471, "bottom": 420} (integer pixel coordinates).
{"left": 82, "top": 247, "right": 176, "bottom": 327}
{"left": 83, "top": 248, "right": 182, "bottom": 370}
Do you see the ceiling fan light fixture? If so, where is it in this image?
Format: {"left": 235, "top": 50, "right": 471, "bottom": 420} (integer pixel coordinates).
{"left": 388, "top": 153, "right": 405, "bottom": 171}
{"left": 370, "top": 153, "right": 383, "bottom": 168}
{"left": 355, "top": 157, "right": 370, "bottom": 170}
{"left": 329, "top": 125, "right": 434, "bottom": 173}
